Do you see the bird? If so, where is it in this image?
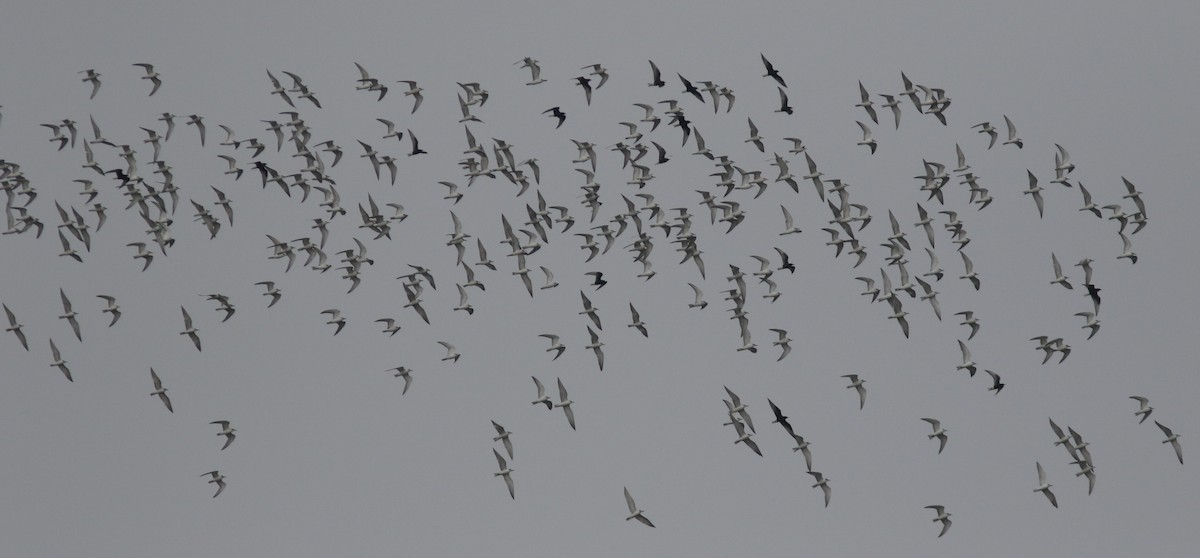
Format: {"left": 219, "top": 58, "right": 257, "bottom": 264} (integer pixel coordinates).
{"left": 585, "top": 326, "right": 605, "bottom": 371}
{"left": 1155, "top": 422, "right": 1183, "bottom": 464}
{"left": 1129, "top": 396, "right": 1153, "bottom": 424}
{"left": 375, "top": 318, "right": 401, "bottom": 336}
{"left": 1075, "top": 312, "right": 1101, "bottom": 339}
{"left": 320, "top": 309, "right": 346, "bottom": 336}
{"left": 688, "top": 283, "right": 708, "bottom": 309}
{"left": 554, "top": 378, "right": 576, "bottom": 430}
{"left": 1034, "top": 462, "right": 1058, "bottom": 508}
{"left": 921, "top": 418, "right": 949, "bottom": 454}
{"left": 973, "top": 121, "right": 998, "bottom": 149}
{"left": 856, "top": 81, "right": 878, "bottom": 124}
{"left": 438, "top": 341, "right": 461, "bottom": 363}
{"left": 543, "top": 106, "right": 566, "bottom": 128}
{"left": 959, "top": 252, "right": 981, "bottom": 290}
{"left": 255, "top": 281, "right": 282, "bottom": 308}
{"left": 388, "top": 367, "right": 414, "bottom": 395}
{"left": 1003, "top": 115, "right": 1023, "bottom": 148}
{"left": 80, "top": 69, "right": 101, "bottom": 99}
{"left": 132, "top": 63, "right": 162, "bottom": 96}
{"left": 856, "top": 121, "right": 877, "bottom": 154}
{"left": 211, "top": 421, "right": 236, "bottom": 450}
{"left": 48, "top": 338, "right": 72, "bottom": 382}
{"left": 984, "top": 370, "right": 1005, "bottom": 394}
{"left": 530, "top": 376, "right": 553, "bottom": 409}
{"left": 925, "top": 505, "right": 952, "bottom": 537}
{"left": 842, "top": 375, "right": 866, "bottom": 409}
{"left": 397, "top": 80, "right": 423, "bottom": 113}
{"left": 646, "top": 60, "right": 665, "bottom": 87}
{"left": 957, "top": 340, "right": 978, "bottom": 377}
{"left": 809, "top": 471, "right": 832, "bottom": 507}
{"left": 3, "top": 304, "right": 29, "bottom": 350}
{"left": 538, "top": 334, "right": 566, "bottom": 361}
{"left": 149, "top": 368, "right": 173, "bottom": 412}
{"left": 492, "top": 421, "right": 514, "bottom": 460}
{"left": 624, "top": 487, "right": 656, "bottom": 528}
{"left": 768, "top": 329, "right": 792, "bottom": 361}
{"left": 1050, "top": 253, "right": 1073, "bottom": 290}
{"left": 760, "top": 54, "right": 786, "bottom": 87}
{"left": 202, "top": 471, "right": 226, "bottom": 498}
{"left": 775, "top": 87, "right": 793, "bottom": 115}
{"left": 180, "top": 307, "right": 201, "bottom": 351}
{"left": 730, "top": 415, "right": 762, "bottom": 457}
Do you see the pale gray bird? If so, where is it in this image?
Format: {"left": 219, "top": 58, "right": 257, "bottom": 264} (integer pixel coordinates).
{"left": 211, "top": 420, "right": 236, "bottom": 450}
{"left": 493, "top": 449, "right": 515, "bottom": 499}
{"left": 389, "top": 367, "right": 413, "bottom": 395}
{"left": 628, "top": 304, "right": 649, "bottom": 337}
{"left": 1034, "top": 462, "right": 1058, "bottom": 508}
{"left": 492, "top": 421, "right": 514, "bottom": 460}
{"left": 1156, "top": 422, "right": 1183, "bottom": 464}
{"left": 58, "top": 289, "right": 82, "bottom": 342}
{"left": 921, "top": 418, "right": 949, "bottom": 454}
{"left": 202, "top": 471, "right": 226, "bottom": 498}
{"left": 809, "top": 471, "right": 832, "bottom": 507}
{"left": 96, "top": 295, "right": 121, "bottom": 326}
{"left": 624, "top": 487, "right": 656, "bottom": 528}
{"left": 4, "top": 304, "right": 29, "bottom": 350}
{"left": 926, "top": 505, "right": 952, "bottom": 537}
{"left": 1129, "top": 396, "right": 1153, "bottom": 424}
{"left": 554, "top": 378, "right": 576, "bottom": 430}
{"left": 180, "top": 306, "right": 201, "bottom": 351}
{"left": 843, "top": 375, "right": 866, "bottom": 409}
{"left": 150, "top": 368, "right": 173, "bottom": 412}
{"left": 49, "top": 338, "right": 72, "bottom": 382}
{"left": 530, "top": 376, "right": 552, "bottom": 409}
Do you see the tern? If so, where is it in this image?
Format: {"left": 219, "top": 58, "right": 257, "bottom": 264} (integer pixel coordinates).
{"left": 492, "top": 421, "right": 514, "bottom": 460}
{"left": 585, "top": 326, "right": 605, "bottom": 370}
{"left": 623, "top": 487, "right": 656, "bottom": 527}
{"left": 530, "top": 376, "right": 553, "bottom": 409}
{"left": 687, "top": 283, "right": 708, "bottom": 309}
{"left": 492, "top": 449, "right": 516, "bottom": 498}
{"left": 132, "top": 63, "right": 162, "bottom": 96}
{"left": 555, "top": 378, "right": 576, "bottom": 430}
{"left": 80, "top": 69, "right": 101, "bottom": 99}
{"left": 49, "top": 338, "right": 73, "bottom": 382}
{"left": 957, "top": 340, "right": 977, "bottom": 377}
{"left": 973, "top": 121, "right": 998, "bottom": 149}
{"left": 388, "top": 367, "right": 414, "bottom": 395}
{"left": 842, "top": 375, "right": 866, "bottom": 409}
{"left": 254, "top": 281, "right": 282, "bottom": 308}
{"left": 723, "top": 387, "right": 755, "bottom": 432}
{"left": 769, "top": 329, "right": 792, "bottom": 361}
{"left": 627, "top": 304, "right": 649, "bottom": 337}
{"left": 211, "top": 420, "right": 236, "bottom": 450}
{"left": 538, "top": 334, "right": 566, "bottom": 361}
{"left": 1075, "top": 312, "right": 1101, "bottom": 339}
{"left": 180, "top": 307, "right": 201, "bottom": 351}
{"left": 809, "top": 471, "right": 832, "bottom": 507}
{"left": 438, "top": 341, "right": 461, "bottom": 363}
{"left": 959, "top": 252, "right": 980, "bottom": 290}
{"left": 985, "top": 370, "right": 1005, "bottom": 394}
{"left": 375, "top": 318, "right": 402, "bottom": 336}
{"left": 202, "top": 471, "right": 226, "bottom": 498}
{"left": 3, "top": 304, "right": 29, "bottom": 350}
{"left": 1156, "top": 422, "right": 1183, "bottom": 464}
{"left": 730, "top": 414, "right": 762, "bottom": 457}
{"left": 921, "top": 418, "right": 949, "bottom": 454}
{"left": 856, "top": 121, "right": 877, "bottom": 154}
{"left": 1050, "top": 253, "right": 1073, "bottom": 289}
{"left": 1034, "top": 462, "right": 1058, "bottom": 508}
{"left": 926, "top": 505, "right": 952, "bottom": 537}
{"left": 760, "top": 54, "right": 786, "bottom": 87}
{"left": 320, "top": 309, "right": 346, "bottom": 336}
{"left": 57, "top": 289, "right": 81, "bottom": 341}
{"left": 1002, "top": 115, "right": 1023, "bottom": 148}
{"left": 1129, "top": 396, "right": 1153, "bottom": 424}
{"left": 149, "top": 368, "right": 173, "bottom": 412}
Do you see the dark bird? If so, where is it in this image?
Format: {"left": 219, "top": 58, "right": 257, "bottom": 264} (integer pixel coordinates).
{"left": 647, "top": 60, "right": 665, "bottom": 87}
{"left": 543, "top": 106, "right": 566, "bottom": 129}
{"left": 678, "top": 74, "right": 704, "bottom": 102}
{"left": 586, "top": 271, "right": 607, "bottom": 290}
{"left": 775, "top": 87, "right": 793, "bottom": 115}
{"left": 761, "top": 54, "right": 787, "bottom": 87}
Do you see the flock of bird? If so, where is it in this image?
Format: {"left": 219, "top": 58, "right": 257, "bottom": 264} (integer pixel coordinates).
{"left": 0, "top": 54, "right": 1182, "bottom": 535}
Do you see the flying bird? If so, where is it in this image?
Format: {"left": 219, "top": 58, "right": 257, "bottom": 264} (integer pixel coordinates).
{"left": 492, "top": 421, "right": 514, "bottom": 460}
{"left": 149, "top": 368, "right": 173, "bottom": 412}
{"left": 760, "top": 54, "right": 786, "bottom": 87}
{"left": 925, "top": 505, "right": 952, "bottom": 537}
{"left": 1034, "top": 462, "right": 1058, "bottom": 508}
{"left": 624, "top": 487, "right": 656, "bottom": 528}
{"left": 211, "top": 420, "right": 236, "bottom": 450}
{"left": 49, "top": 338, "right": 72, "bottom": 382}
{"left": 921, "top": 418, "right": 949, "bottom": 454}
{"left": 555, "top": 377, "right": 576, "bottom": 430}
{"left": 3, "top": 304, "right": 29, "bottom": 350}
{"left": 202, "top": 471, "right": 226, "bottom": 498}
{"left": 132, "top": 63, "right": 162, "bottom": 96}
{"left": 180, "top": 307, "right": 201, "bottom": 351}
{"left": 1129, "top": 396, "right": 1153, "bottom": 424}
{"left": 1155, "top": 422, "right": 1183, "bottom": 464}
{"left": 843, "top": 375, "right": 866, "bottom": 409}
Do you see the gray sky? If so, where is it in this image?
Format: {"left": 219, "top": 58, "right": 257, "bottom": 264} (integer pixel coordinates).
{"left": 1, "top": 1, "right": 1197, "bottom": 556}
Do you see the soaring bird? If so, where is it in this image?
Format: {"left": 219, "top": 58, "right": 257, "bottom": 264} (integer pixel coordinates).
{"left": 925, "top": 505, "right": 952, "bottom": 537}
{"left": 211, "top": 420, "right": 236, "bottom": 450}
{"left": 1156, "top": 422, "right": 1184, "bottom": 464}
{"left": 554, "top": 378, "right": 576, "bottom": 430}
{"left": 624, "top": 487, "right": 655, "bottom": 528}
{"left": 149, "top": 368, "right": 173, "bottom": 412}
{"left": 1034, "top": 462, "right": 1058, "bottom": 508}
{"left": 202, "top": 471, "right": 226, "bottom": 498}
{"left": 842, "top": 375, "right": 866, "bottom": 409}
{"left": 921, "top": 418, "right": 949, "bottom": 454}
{"left": 492, "top": 421, "right": 514, "bottom": 460}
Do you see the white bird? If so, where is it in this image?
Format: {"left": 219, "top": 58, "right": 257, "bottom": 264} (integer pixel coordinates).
{"left": 1034, "top": 462, "right": 1058, "bottom": 508}
{"left": 585, "top": 326, "right": 605, "bottom": 371}
{"left": 320, "top": 309, "right": 346, "bottom": 336}
{"left": 180, "top": 306, "right": 201, "bottom": 351}
{"left": 1075, "top": 312, "right": 1101, "bottom": 339}
{"left": 49, "top": 338, "right": 72, "bottom": 382}
{"left": 530, "top": 376, "right": 552, "bottom": 409}
{"left": 492, "top": 449, "right": 515, "bottom": 499}
{"left": 149, "top": 368, "right": 173, "bottom": 412}
{"left": 926, "top": 505, "right": 952, "bottom": 537}
{"left": 1117, "top": 231, "right": 1137, "bottom": 264}
{"left": 80, "top": 69, "right": 102, "bottom": 99}
{"left": 3, "top": 304, "right": 29, "bottom": 350}
{"left": 687, "top": 283, "right": 708, "bottom": 309}
{"left": 202, "top": 471, "right": 226, "bottom": 498}
{"left": 959, "top": 252, "right": 980, "bottom": 290}
{"left": 132, "top": 63, "right": 162, "bottom": 96}
{"left": 1003, "top": 115, "right": 1024, "bottom": 148}
{"left": 769, "top": 328, "right": 792, "bottom": 361}
{"left": 58, "top": 289, "right": 81, "bottom": 342}
{"left": 921, "top": 418, "right": 949, "bottom": 454}
{"left": 779, "top": 205, "right": 802, "bottom": 235}
{"left": 1050, "top": 253, "right": 1073, "bottom": 290}
{"left": 255, "top": 281, "right": 282, "bottom": 308}
{"left": 842, "top": 375, "right": 866, "bottom": 409}
{"left": 1129, "top": 396, "right": 1153, "bottom": 424}
{"left": 809, "top": 471, "right": 832, "bottom": 507}
{"left": 624, "top": 487, "right": 656, "bottom": 528}
{"left": 95, "top": 295, "right": 121, "bottom": 327}
{"left": 956, "top": 340, "right": 977, "bottom": 377}
{"left": 388, "top": 366, "right": 414, "bottom": 395}
{"left": 628, "top": 304, "right": 649, "bottom": 338}
{"left": 1024, "top": 170, "right": 1045, "bottom": 218}
{"left": 554, "top": 378, "right": 576, "bottom": 430}
{"left": 438, "top": 341, "right": 461, "bottom": 363}
{"left": 1156, "top": 422, "right": 1183, "bottom": 464}
{"left": 492, "top": 421, "right": 514, "bottom": 460}
{"left": 211, "top": 420, "right": 236, "bottom": 450}
{"left": 856, "top": 121, "right": 877, "bottom": 154}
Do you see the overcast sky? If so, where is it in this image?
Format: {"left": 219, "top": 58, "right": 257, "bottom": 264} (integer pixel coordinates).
{"left": 1, "top": 1, "right": 1197, "bottom": 556}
